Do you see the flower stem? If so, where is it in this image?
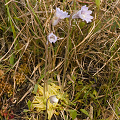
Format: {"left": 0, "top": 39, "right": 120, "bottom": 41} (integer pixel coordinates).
{"left": 62, "top": 20, "right": 71, "bottom": 91}
{"left": 45, "top": 97, "right": 49, "bottom": 120}
{"left": 44, "top": 42, "right": 48, "bottom": 97}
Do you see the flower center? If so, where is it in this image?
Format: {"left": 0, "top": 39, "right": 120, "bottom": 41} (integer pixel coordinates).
{"left": 81, "top": 11, "right": 86, "bottom": 18}
{"left": 50, "top": 35, "right": 55, "bottom": 41}
{"left": 82, "top": 14, "right": 86, "bottom": 18}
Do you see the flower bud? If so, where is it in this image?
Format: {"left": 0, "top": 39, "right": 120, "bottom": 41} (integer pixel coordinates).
{"left": 49, "top": 95, "right": 58, "bottom": 104}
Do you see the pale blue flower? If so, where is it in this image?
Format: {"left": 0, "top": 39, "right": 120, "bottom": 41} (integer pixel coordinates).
{"left": 52, "top": 7, "right": 70, "bottom": 26}
{"left": 47, "top": 33, "right": 57, "bottom": 43}
{"left": 55, "top": 7, "right": 70, "bottom": 19}
{"left": 72, "top": 5, "right": 93, "bottom": 23}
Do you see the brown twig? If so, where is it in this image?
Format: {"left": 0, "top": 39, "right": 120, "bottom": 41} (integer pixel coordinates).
{"left": 68, "top": 0, "right": 95, "bottom": 4}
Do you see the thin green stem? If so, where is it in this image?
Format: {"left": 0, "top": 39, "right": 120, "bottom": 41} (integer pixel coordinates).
{"left": 62, "top": 20, "right": 71, "bottom": 91}
{"left": 45, "top": 97, "right": 49, "bottom": 120}
{"left": 44, "top": 42, "right": 48, "bottom": 97}
{"left": 5, "top": 0, "right": 17, "bottom": 65}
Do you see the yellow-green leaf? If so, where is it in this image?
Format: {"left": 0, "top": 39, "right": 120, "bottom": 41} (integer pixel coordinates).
{"left": 27, "top": 100, "right": 32, "bottom": 109}
{"left": 95, "top": 0, "right": 100, "bottom": 8}
{"left": 34, "top": 84, "right": 38, "bottom": 94}
{"left": 69, "top": 110, "right": 77, "bottom": 120}
{"left": 10, "top": 54, "right": 14, "bottom": 65}
{"left": 80, "top": 109, "right": 90, "bottom": 117}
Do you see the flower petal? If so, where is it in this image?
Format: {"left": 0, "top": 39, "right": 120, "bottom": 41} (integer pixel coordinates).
{"left": 56, "top": 7, "right": 70, "bottom": 19}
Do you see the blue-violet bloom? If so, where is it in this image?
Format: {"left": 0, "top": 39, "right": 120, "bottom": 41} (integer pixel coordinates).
{"left": 72, "top": 5, "right": 93, "bottom": 23}
{"left": 48, "top": 33, "right": 57, "bottom": 43}
{"left": 52, "top": 7, "right": 70, "bottom": 26}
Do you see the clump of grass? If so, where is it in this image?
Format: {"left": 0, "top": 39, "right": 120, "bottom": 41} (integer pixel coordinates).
{"left": 0, "top": 0, "right": 120, "bottom": 119}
